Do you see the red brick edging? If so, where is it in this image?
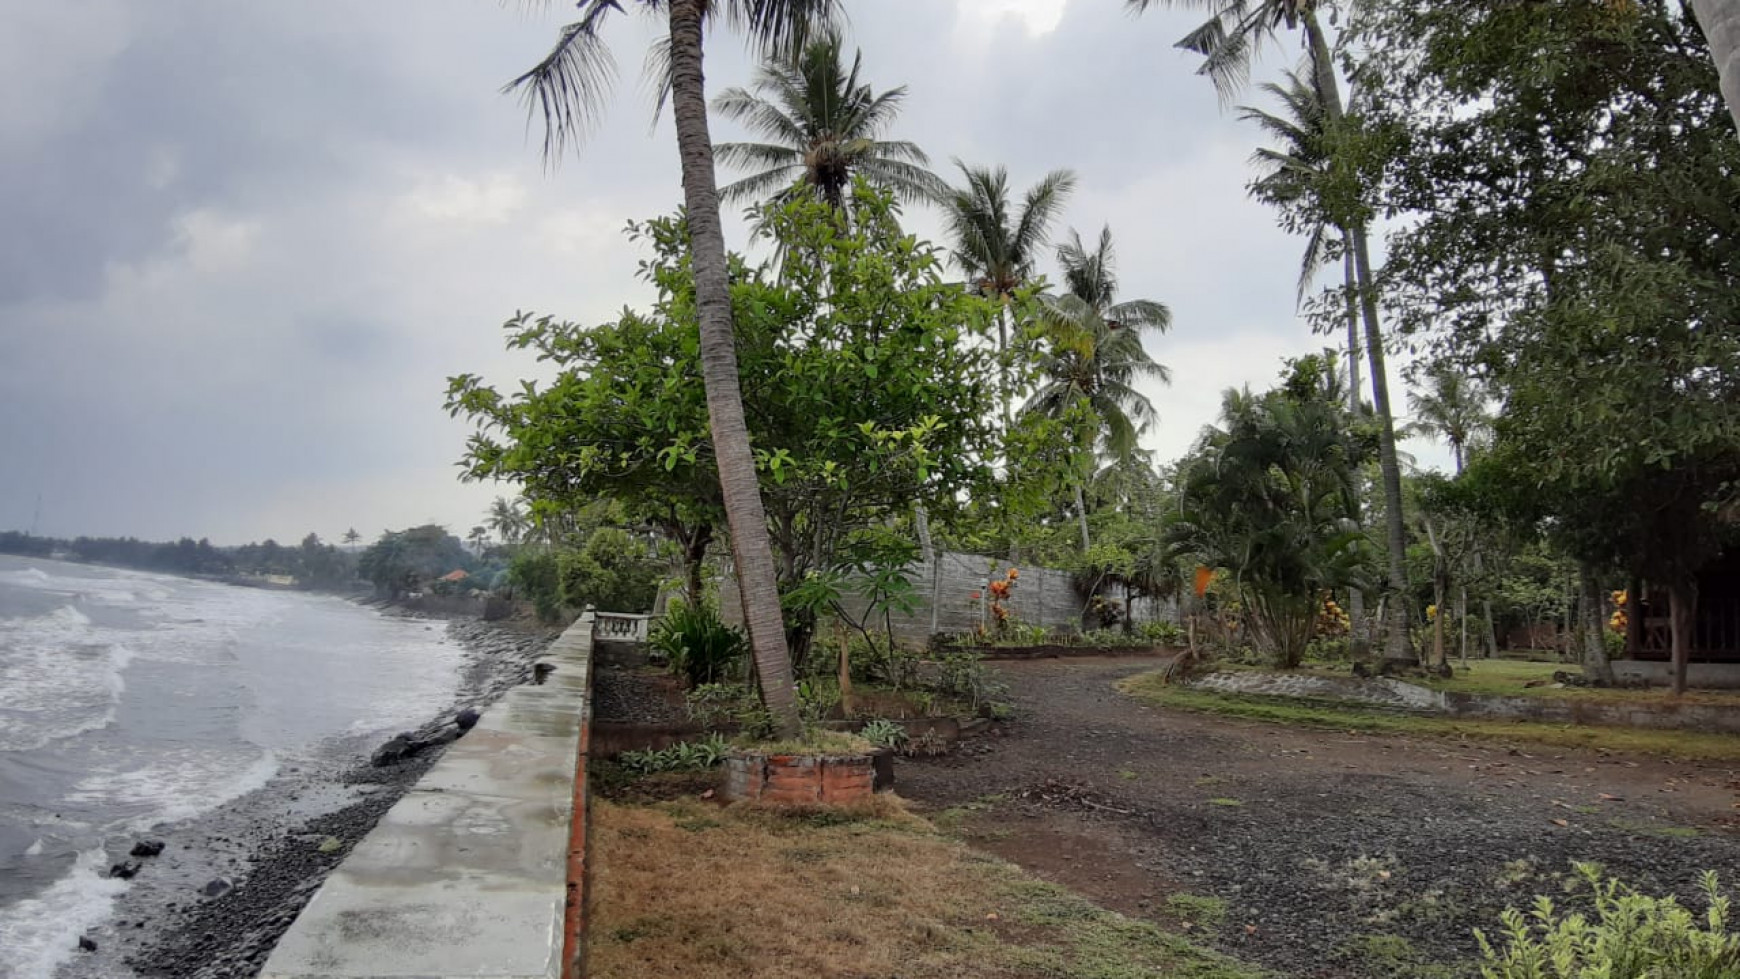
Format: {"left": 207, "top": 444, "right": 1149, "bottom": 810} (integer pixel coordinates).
{"left": 559, "top": 614, "right": 596, "bottom": 979}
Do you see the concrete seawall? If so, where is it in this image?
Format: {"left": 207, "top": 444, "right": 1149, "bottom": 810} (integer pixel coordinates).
{"left": 262, "top": 612, "right": 596, "bottom": 979}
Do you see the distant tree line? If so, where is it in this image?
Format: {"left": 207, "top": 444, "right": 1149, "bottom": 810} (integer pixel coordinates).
{"left": 0, "top": 529, "right": 359, "bottom": 591}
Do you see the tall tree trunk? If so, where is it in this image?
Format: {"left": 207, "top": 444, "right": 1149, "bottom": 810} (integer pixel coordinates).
{"left": 1457, "top": 585, "right": 1468, "bottom": 666}
{"left": 666, "top": 0, "right": 799, "bottom": 736}
{"left": 1669, "top": 582, "right": 1695, "bottom": 696}
{"left": 1074, "top": 481, "right": 1092, "bottom": 551}
{"left": 1304, "top": 10, "right": 1412, "bottom": 665}
{"left": 1579, "top": 566, "right": 1614, "bottom": 685}
{"left": 1351, "top": 224, "right": 1412, "bottom": 665}
{"left": 1340, "top": 231, "right": 1371, "bottom": 664}
{"left": 916, "top": 504, "right": 941, "bottom": 636}
{"left": 1691, "top": 0, "right": 1740, "bottom": 134}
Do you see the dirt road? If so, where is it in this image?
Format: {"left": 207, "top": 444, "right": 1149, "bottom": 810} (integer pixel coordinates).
{"left": 899, "top": 658, "right": 1740, "bottom": 978}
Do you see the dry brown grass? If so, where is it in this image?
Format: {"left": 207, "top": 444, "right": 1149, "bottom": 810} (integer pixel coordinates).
{"left": 586, "top": 796, "right": 1261, "bottom": 979}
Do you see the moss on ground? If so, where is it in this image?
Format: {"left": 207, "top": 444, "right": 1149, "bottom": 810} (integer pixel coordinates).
{"left": 1119, "top": 672, "right": 1740, "bottom": 762}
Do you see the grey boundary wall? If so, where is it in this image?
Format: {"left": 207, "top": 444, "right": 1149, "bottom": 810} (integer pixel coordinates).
{"left": 720, "top": 550, "right": 1178, "bottom": 645}
{"left": 261, "top": 612, "right": 595, "bottom": 979}
{"left": 1191, "top": 670, "right": 1740, "bottom": 734}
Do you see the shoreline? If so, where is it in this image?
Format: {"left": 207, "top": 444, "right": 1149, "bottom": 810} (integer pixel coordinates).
{"left": 53, "top": 611, "right": 560, "bottom": 979}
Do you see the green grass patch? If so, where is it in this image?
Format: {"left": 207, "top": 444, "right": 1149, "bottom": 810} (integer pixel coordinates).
{"left": 1331, "top": 934, "right": 1463, "bottom": 979}
{"left": 1608, "top": 817, "right": 1702, "bottom": 839}
{"left": 1119, "top": 672, "right": 1740, "bottom": 762}
{"left": 1165, "top": 893, "right": 1229, "bottom": 929}
{"left": 1118, "top": 769, "right": 1139, "bottom": 781}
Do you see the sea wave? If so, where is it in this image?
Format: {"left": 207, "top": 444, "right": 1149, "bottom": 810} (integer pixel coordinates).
{"left": 0, "top": 847, "right": 129, "bottom": 979}
{"left": 0, "top": 608, "right": 133, "bottom": 753}
{"left": 66, "top": 747, "right": 280, "bottom": 834}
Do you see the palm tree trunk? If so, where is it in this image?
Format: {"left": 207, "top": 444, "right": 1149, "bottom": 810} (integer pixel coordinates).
{"left": 1351, "top": 223, "right": 1414, "bottom": 665}
{"left": 1691, "top": 0, "right": 1740, "bottom": 134}
{"left": 1339, "top": 230, "right": 1370, "bottom": 662}
{"left": 1305, "top": 12, "right": 1410, "bottom": 664}
{"left": 666, "top": 0, "right": 799, "bottom": 736}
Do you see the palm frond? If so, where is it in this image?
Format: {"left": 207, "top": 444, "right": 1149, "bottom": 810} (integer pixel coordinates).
{"left": 505, "top": 0, "right": 625, "bottom": 165}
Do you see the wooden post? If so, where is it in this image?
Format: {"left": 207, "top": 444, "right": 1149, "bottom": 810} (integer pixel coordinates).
{"left": 836, "top": 619, "right": 853, "bottom": 718}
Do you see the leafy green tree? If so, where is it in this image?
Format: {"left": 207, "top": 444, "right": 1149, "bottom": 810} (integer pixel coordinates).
{"left": 1167, "top": 354, "right": 1373, "bottom": 667}
{"left": 342, "top": 528, "right": 362, "bottom": 549}
{"left": 509, "top": 0, "right": 841, "bottom": 736}
{"left": 449, "top": 188, "right": 1001, "bottom": 669}
{"left": 1026, "top": 226, "right": 1171, "bottom": 550}
{"left": 942, "top": 162, "right": 1076, "bottom": 428}
{"left": 1361, "top": 0, "right": 1740, "bottom": 692}
{"left": 713, "top": 29, "right": 944, "bottom": 209}
{"left": 357, "top": 525, "right": 472, "bottom": 599}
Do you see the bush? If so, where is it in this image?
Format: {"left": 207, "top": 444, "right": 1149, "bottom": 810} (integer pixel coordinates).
{"left": 859, "top": 718, "right": 908, "bottom": 751}
{"left": 1475, "top": 863, "right": 1740, "bottom": 978}
{"left": 618, "top": 733, "right": 729, "bottom": 775}
{"left": 684, "top": 683, "right": 776, "bottom": 740}
{"left": 509, "top": 550, "right": 564, "bottom": 623}
{"left": 1138, "top": 620, "right": 1188, "bottom": 646}
{"left": 653, "top": 603, "right": 747, "bottom": 687}
{"left": 934, "top": 649, "right": 1009, "bottom": 715}
{"left": 558, "top": 528, "right": 662, "bottom": 613}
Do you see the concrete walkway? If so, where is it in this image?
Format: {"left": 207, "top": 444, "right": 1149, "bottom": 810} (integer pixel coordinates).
{"left": 261, "top": 619, "right": 592, "bottom": 979}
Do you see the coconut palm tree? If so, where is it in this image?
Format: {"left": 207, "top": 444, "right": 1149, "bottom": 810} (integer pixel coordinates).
{"left": 1408, "top": 366, "right": 1489, "bottom": 476}
{"left": 712, "top": 30, "right": 946, "bottom": 210}
{"left": 943, "top": 163, "right": 1076, "bottom": 427}
{"left": 1026, "top": 227, "right": 1172, "bottom": 549}
{"left": 1131, "top": 0, "right": 1414, "bottom": 666}
{"left": 510, "top": 0, "right": 840, "bottom": 736}
{"left": 487, "top": 496, "right": 528, "bottom": 547}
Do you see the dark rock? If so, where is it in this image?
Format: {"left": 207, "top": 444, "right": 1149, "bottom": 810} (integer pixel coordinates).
{"left": 131, "top": 840, "right": 166, "bottom": 858}
{"left": 78, "top": 936, "right": 97, "bottom": 953}
{"left": 109, "top": 860, "right": 143, "bottom": 880}
{"left": 369, "top": 733, "right": 416, "bottom": 767}
{"left": 454, "top": 707, "right": 481, "bottom": 731}
{"left": 533, "top": 662, "right": 556, "bottom": 685}
{"left": 200, "top": 877, "right": 233, "bottom": 898}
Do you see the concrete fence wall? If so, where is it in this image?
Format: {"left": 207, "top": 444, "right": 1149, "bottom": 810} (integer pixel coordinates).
{"left": 262, "top": 612, "right": 596, "bottom": 979}
{"left": 721, "top": 550, "right": 1177, "bottom": 647}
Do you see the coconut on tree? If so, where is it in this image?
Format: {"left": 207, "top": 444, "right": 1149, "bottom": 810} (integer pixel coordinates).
{"left": 510, "top": 0, "right": 843, "bottom": 736}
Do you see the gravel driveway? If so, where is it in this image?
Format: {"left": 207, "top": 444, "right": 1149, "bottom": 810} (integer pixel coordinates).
{"left": 899, "top": 657, "right": 1740, "bottom": 978}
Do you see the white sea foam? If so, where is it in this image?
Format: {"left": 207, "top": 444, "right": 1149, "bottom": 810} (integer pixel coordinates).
{"left": 0, "top": 609, "right": 133, "bottom": 752}
{"left": 0, "top": 847, "right": 128, "bottom": 979}
{"left": 66, "top": 747, "right": 280, "bottom": 834}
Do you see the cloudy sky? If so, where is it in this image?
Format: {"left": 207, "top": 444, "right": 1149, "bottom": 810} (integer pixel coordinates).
{"left": 0, "top": 0, "right": 1447, "bottom": 546}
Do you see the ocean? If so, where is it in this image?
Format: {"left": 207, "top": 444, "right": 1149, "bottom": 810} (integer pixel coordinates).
{"left": 0, "top": 556, "right": 467, "bottom": 979}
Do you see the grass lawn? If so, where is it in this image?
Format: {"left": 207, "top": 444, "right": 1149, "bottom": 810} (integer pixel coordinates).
{"left": 1217, "top": 656, "right": 1740, "bottom": 706}
{"left": 586, "top": 794, "right": 1264, "bottom": 979}
{"left": 1118, "top": 671, "right": 1740, "bottom": 762}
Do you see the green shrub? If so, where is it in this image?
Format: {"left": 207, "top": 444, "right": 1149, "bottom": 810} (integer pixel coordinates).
{"left": 797, "top": 677, "right": 841, "bottom": 724}
{"left": 684, "top": 682, "right": 776, "bottom": 739}
{"left": 935, "top": 649, "right": 1010, "bottom": 714}
{"left": 1475, "top": 863, "right": 1740, "bottom": 978}
{"left": 859, "top": 718, "right": 909, "bottom": 750}
{"left": 618, "top": 733, "right": 729, "bottom": 775}
{"left": 653, "top": 603, "right": 747, "bottom": 687}
{"left": 1138, "top": 620, "right": 1187, "bottom": 646}
{"left": 509, "top": 550, "right": 564, "bottom": 623}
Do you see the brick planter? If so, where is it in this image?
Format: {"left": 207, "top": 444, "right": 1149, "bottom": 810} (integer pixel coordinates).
{"left": 722, "top": 752, "right": 876, "bottom": 805}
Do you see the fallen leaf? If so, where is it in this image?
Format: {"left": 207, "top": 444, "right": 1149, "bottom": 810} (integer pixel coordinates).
{"left": 1245, "top": 924, "right": 1259, "bottom": 936}
{"left": 1599, "top": 793, "right": 1623, "bottom": 802}
{"left": 699, "top": 789, "right": 715, "bottom": 800}
{"left": 1551, "top": 818, "right": 1569, "bottom": 827}
{"left": 986, "top": 912, "right": 999, "bottom": 921}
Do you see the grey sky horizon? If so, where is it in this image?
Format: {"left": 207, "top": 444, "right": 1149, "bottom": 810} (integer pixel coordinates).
{"left": 0, "top": 0, "right": 1450, "bottom": 547}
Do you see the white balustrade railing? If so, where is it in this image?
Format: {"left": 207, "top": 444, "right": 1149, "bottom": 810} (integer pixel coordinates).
{"left": 592, "top": 610, "right": 654, "bottom": 644}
